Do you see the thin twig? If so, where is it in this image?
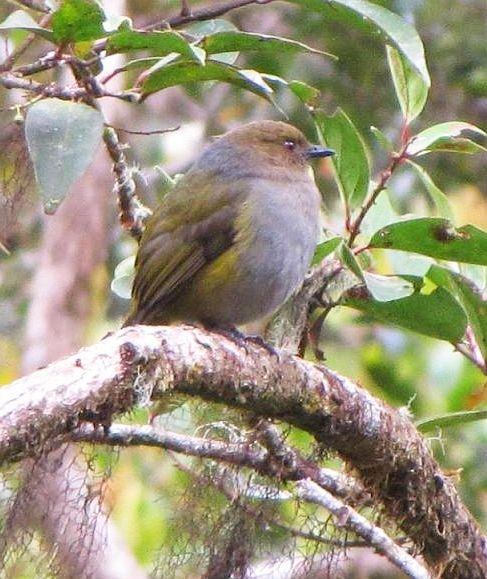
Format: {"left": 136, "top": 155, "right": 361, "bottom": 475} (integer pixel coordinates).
{"left": 73, "top": 423, "right": 365, "bottom": 502}
{"left": 170, "top": 451, "right": 367, "bottom": 550}
{"left": 103, "top": 127, "right": 152, "bottom": 241}
{"left": 148, "top": 0, "right": 276, "bottom": 31}
{"left": 347, "top": 148, "right": 406, "bottom": 246}
{"left": 0, "top": 14, "right": 51, "bottom": 72}
{"left": 298, "top": 480, "right": 431, "bottom": 579}
{"left": 0, "top": 73, "right": 139, "bottom": 102}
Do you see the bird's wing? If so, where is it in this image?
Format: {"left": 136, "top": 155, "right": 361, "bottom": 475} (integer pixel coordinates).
{"left": 128, "top": 172, "right": 241, "bottom": 324}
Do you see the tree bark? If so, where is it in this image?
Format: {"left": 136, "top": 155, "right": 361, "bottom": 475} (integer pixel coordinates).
{"left": 0, "top": 324, "right": 485, "bottom": 577}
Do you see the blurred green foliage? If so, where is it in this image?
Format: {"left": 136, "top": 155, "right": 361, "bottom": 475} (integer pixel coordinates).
{"left": 1, "top": 0, "right": 487, "bottom": 576}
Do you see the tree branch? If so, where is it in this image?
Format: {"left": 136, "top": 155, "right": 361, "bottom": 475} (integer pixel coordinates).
{"left": 0, "top": 325, "right": 485, "bottom": 577}
{"left": 297, "top": 480, "right": 430, "bottom": 579}
{"left": 148, "top": 0, "right": 276, "bottom": 30}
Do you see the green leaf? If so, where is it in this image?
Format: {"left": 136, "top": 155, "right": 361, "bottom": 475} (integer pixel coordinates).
{"left": 107, "top": 29, "right": 204, "bottom": 63}
{"left": 312, "top": 236, "right": 342, "bottom": 265}
{"left": 428, "top": 265, "right": 487, "bottom": 359}
{"left": 186, "top": 19, "right": 238, "bottom": 37}
{"left": 360, "top": 188, "right": 398, "bottom": 238}
{"left": 25, "top": 99, "right": 104, "bottom": 214}
{"left": 363, "top": 272, "right": 414, "bottom": 302}
{"left": 407, "top": 160, "right": 454, "bottom": 219}
{"left": 370, "top": 218, "right": 487, "bottom": 265}
{"left": 52, "top": 0, "right": 106, "bottom": 44}
{"left": 386, "top": 45, "right": 428, "bottom": 123}
{"left": 313, "top": 108, "right": 370, "bottom": 210}
{"left": 289, "top": 0, "right": 430, "bottom": 85}
{"left": 288, "top": 80, "right": 321, "bottom": 107}
{"left": 0, "top": 10, "right": 54, "bottom": 42}
{"left": 417, "top": 410, "right": 487, "bottom": 433}
{"left": 200, "top": 31, "right": 334, "bottom": 59}
{"left": 338, "top": 243, "right": 364, "bottom": 280}
{"left": 141, "top": 61, "right": 274, "bottom": 102}
{"left": 407, "top": 122, "right": 487, "bottom": 156}
{"left": 370, "top": 126, "right": 394, "bottom": 152}
{"left": 342, "top": 277, "right": 467, "bottom": 342}
{"left": 111, "top": 256, "right": 135, "bottom": 299}
{"left": 185, "top": 18, "right": 239, "bottom": 64}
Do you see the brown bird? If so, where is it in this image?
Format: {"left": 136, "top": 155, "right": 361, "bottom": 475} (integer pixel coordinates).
{"left": 125, "top": 120, "right": 334, "bottom": 329}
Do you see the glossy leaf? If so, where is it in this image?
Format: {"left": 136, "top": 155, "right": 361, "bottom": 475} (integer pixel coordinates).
{"left": 360, "top": 189, "right": 398, "bottom": 238}
{"left": 313, "top": 109, "right": 370, "bottom": 210}
{"left": 0, "top": 10, "right": 54, "bottom": 41}
{"left": 185, "top": 19, "right": 239, "bottom": 64}
{"left": 141, "top": 61, "right": 274, "bottom": 101}
{"left": 363, "top": 272, "right": 414, "bottom": 302}
{"left": 312, "top": 236, "right": 342, "bottom": 265}
{"left": 386, "top": 45, "right": 428, "bottom": 122}
{"left": 370, "top": 218, "right": 487, "bottom": 265}
{"left": 25, "top": 99, "right": 104, "bottom": 214}
{"left": 200, "top": 31, "right": 333, "bottom": 59}
{"left": 107, "top": 29, "right": 204, "bottom": 63}
{"left": 407, "top": 160, "right": 454, "bottom": 219}
{"left": 342, "top": 277, "right": 467, "bottom": 342}
{"left": 338, "top": 243, "right": 364, "bottom": 280}
{"left": 428, "top": 265, "right": 487, "bottom": 359}
{"left": 407, "top": 122, "right": 487, "bottom": 156}
{"left": 52, "top": 0, "right": 106, "bottom": 44}
{"left": 290, "top": 0, "right": 430, "bottom": 85}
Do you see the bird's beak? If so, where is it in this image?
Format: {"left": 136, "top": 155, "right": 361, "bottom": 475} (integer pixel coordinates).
{"left": 306, "top": 145, "right": 335, "bottom": 159}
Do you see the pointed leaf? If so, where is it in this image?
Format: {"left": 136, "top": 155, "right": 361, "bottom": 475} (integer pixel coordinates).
{"left": 289, "top": 0, "right": 430, "bottom": 85}
{"left": 370, "top": 218, "right": 487, "bottom": 265}
{"left": 25, "top": 99, "right": 104, "bottom": 214}
{"left": 313, "top": 108, "right": 370, "bottom": 210}
{"left": 428, "top": 265, "right": 487, "bottom": 359}
{"left": 342, "top": 277, "right": 467, "bottom": 342}
{"left": 312, "top": 236, "right": 343, "bottom": 265}
{"left": 338, "top": 243, "right": 364, "bottom": 280}
{"left": 200, "top": 31, "right": 333, "bottom": 59}
{"left": 417, "top": 410, "right": 487, "bottom": 433}
{"left": 288, "top": 80, "right": 321, "bottom": 106}
{"left": 407, "top": 160, "right": 454, "bottom": 219}
{"left": 407, "top": 122, "right": 487, "bottom": 156}
{"left": 141, "top": 61, "right": 274, "bottom": 102}
{"left": 107, "top": 29, "right": 204, "bottom": 63}
{"left": 386, "top": 45, "right": 428, "bottom": 122}
{"left": 52, "top": 0, "right": 106, "bottom": 44}
{"left": 370, "top": 126, "right": 394, "bottom": 152}
{"left": 0, "top": 10, "right": 54, "bottom": 41}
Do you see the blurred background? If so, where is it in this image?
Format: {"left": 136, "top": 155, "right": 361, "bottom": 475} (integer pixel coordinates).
{"left": 1, "top": 0, "right": 486, "bottom": 576}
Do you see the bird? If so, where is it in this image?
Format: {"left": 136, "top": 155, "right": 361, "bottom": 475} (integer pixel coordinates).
{"left": 124, "top": 120, "right": 334, "bottom": 330}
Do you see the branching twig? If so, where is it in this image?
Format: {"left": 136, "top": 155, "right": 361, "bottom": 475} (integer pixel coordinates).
{"left": 0, "top": 325, "right": 485, "bottom": 577}
{"left": 73, "top": 423, "right": 366, "bottom": 502}
{"left": 297, "top": 480, "right": 431, "bottom": 579}
{"left": 170, "top": 451, "right": 367, "bottom": 551}
{"left": 0, "top": 73, "right": 139, "bottom": 102}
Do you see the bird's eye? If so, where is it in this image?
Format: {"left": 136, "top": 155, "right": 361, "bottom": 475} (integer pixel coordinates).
{"left": 283, "top": 139, "right": 296, "bottom": 151}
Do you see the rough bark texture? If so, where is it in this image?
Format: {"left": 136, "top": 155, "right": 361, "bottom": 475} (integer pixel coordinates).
{"left": 0, "top": 325, "right": 485, "bottom": 577}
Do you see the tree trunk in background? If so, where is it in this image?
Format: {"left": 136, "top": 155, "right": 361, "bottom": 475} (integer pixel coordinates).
{"left": 11, "top": 156, "right": 146, "bottom": 579}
